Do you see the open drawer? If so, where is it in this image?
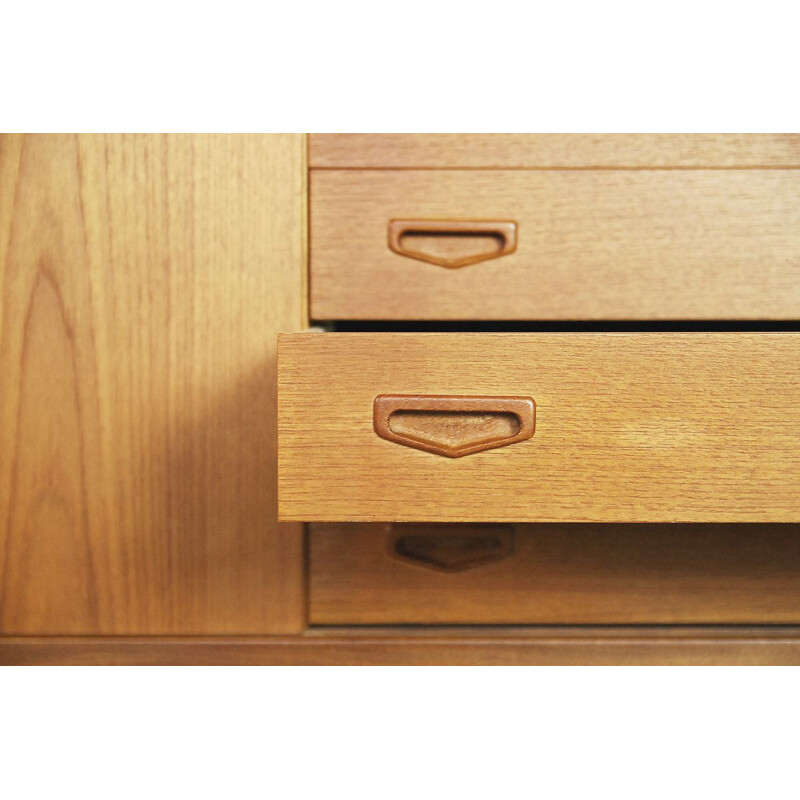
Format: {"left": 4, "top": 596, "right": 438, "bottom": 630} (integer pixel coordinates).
{"left": 278, "top": 333, "right": 800, "bottom": 523}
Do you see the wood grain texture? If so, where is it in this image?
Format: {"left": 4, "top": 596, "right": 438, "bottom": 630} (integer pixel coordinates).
{"left": 310, "top": 523, "right": 800, "bottom": 624}
{"left": 0, "top": 134, "right": 305, "bottom": 635}
{"left": 3, "top": 630, "right": 800, "bottom": 665}
{"left": 309, "top": 133, "right": 800, "bottom": 169}
{"left": 310, "top": 169, "right": 800, "bottom": 320}
{"left": 278, "top": 333, "right": 800, "bottom": 523}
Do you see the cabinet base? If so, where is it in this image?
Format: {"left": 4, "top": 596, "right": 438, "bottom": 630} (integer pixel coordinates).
{"left": 3, "top": 628, "right": 800, "bottom": 665}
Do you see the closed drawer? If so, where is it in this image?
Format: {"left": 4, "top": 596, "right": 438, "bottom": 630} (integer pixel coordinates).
{"left": 278, "top": 333, "right": 800, "bottom": 523}
{"left": 309, "top": 133, "right": 800, "bottom": 169}
{"left": 310, "top": 170, "right": 800, "bottom": 320}
{"left": 309, "top": 522, "right": 800, "bottom": 625}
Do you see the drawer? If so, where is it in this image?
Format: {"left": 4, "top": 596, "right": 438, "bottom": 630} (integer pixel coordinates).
{"left": 309, "top": 133, "right": 800, "bottom": 169}
{"left": 278, "top": 333, "right": 800, "bottom": 523}
{"left": 310, "top": 170, "right": 800, "bottom": 320}
{"left": 309, "top": 523, "right": 800, "bottom": 625}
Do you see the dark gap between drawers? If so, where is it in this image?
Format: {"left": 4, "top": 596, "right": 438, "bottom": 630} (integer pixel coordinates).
{"left": 322, "top": 320, "right": 800, "bottom": 333}
{"left": 307, "top": 623, "right": 800, "bottom": 631}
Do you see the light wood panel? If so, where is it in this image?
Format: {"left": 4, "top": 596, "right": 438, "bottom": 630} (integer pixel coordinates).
{"left": 3, "top": 630, "right": 800, "bottom": 665}
{"left": 310, "top": 169, "right": 800, "bottom": 320}
{"left": 310, "top": 133, "right": 800, "bottom": 169}
{"left": 278, "top": 333, "right": 800, "bottom": 523}
{"left": 310, "top": 523, "right": 800, "bottom": 624}
{"left": 0, "top": 134, "right": 305, "bottom": 635}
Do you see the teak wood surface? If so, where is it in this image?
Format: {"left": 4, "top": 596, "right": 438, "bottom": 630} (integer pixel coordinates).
{"left": 0, "top": 134, "right": 305, "bottom": 635}
{"left": 309, "top": 133, "right": 800, "bottom": 168}
{"left": 310, "top": 523, "right": 800, "bottom": 625}
{"left": 310, "top": 169, "right": 800, "bottom": 320}
{"left": 278, "top": 333, "right": 800, "bottom": 523}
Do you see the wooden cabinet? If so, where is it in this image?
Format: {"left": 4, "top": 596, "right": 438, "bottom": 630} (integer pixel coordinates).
{"left": 2, "top": 133, "right": 800, "bottom": 664}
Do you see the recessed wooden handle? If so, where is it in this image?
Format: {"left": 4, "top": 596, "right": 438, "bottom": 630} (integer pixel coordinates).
{"left": 387, "top": 219, "right": 517, "bottom": 269}
{"left": 389, "top": 523, "right": 515, "bottom": 572}
{"left": 373, "top": 394, "right": 535, "bottom": 458}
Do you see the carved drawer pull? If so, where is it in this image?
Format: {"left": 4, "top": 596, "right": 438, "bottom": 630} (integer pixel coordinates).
{"left": 373, "top": 394, "right": 535, "bottom": 458}
{"left": 387, "top": 219, "right": 518, "bottom": 269}
{"left": 390, "top": 523, "right": 515, "bottom": 572}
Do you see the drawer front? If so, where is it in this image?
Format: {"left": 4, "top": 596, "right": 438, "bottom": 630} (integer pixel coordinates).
{"left": 310, "top": 170, "right": 800, "bottom": 320}
{"left": 309, "top": 133, "right": 800, "bottom": 169}
{"left": 278, "top": 333, "right": 800, "bottom": 523}
{"left": 310, "top": 523, "right": 800, "bottom": 625}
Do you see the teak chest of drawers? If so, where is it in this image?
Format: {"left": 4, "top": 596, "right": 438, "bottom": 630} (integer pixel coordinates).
{"left": 2, "top": 133, "right": 800, "bottom": 665}
{"left": 293, "top": 134, "right": 800, "bottom": 650}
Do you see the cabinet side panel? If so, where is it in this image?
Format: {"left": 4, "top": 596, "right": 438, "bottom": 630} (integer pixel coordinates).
{"left": 0, "top": 134, "right": 305, "bottom": 634}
